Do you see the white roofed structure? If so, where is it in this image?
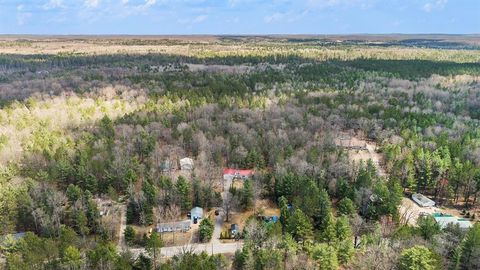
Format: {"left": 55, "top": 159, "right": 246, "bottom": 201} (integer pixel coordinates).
{"left": 156, "top": 220, "right": 191, "bottom": 233}
{"left": 190, "top": 207, "right": 203, "bottom": 221}
{"left": 180, "top": 158, "right": 194, "bottom": 171}
{"left": 433, "top": 213, "right": 472, "bottom": 229}
{"left": 412, "top": 193, "right": 435, "bottom": 207}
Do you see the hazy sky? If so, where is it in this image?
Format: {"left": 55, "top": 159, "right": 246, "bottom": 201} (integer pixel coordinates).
{"left": 0, "top": 0, "right": 478, "bottom": 34}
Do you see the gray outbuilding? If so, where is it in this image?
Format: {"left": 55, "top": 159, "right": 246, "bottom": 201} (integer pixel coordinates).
{"left": 190, "top": 206, "right": 204, "bottom": 221}
{"left": 156, "top": 220, "right": 191, "bottom": 233}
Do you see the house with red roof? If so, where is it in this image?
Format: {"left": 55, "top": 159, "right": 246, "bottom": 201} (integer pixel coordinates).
{"left": 223, "top": 168, "right": 254, "bottom": 180}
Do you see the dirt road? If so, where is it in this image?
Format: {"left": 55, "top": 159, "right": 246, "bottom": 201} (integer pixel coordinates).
{"left": 364, "top": 142, "right": 386, "bottom": 177}
{"left": 212, "top": 213, "right": 224, "bottom": 245}
{"left": 129, "top": 242, "right": 243, "bottom": 259}
{"left": 117, "top": 204, "right": 127, "bottom": 250}
{"left": 212, "top": 174, "right": 233, "bottom": 244}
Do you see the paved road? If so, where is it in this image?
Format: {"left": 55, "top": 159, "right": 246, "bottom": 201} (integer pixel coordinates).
{"left": 129, "top": 242, "right": 243, "bottom": 258}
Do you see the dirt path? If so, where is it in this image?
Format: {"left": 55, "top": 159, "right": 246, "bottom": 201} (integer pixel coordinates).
{"left": 212, "top": 175, "right": 232, "bottom": 244}
{"left": 364, "top": 142, "right": 386, "bottom": 177}
{"left": 129, "top": 242, "right": 243, "bottom": 259}
{"left": 212, "top": 213, "right": 224, "bottom": 245}
{"left": 117, "top": 204, "right": 127, "bottom": 250}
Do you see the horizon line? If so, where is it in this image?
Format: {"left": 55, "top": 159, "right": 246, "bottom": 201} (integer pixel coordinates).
{"left": 0, "top": 33, "right": 479, "bottom": 37}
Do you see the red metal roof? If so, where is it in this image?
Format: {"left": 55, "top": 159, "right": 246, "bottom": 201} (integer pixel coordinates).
{"left": 223, "top": 168, "right": 254, "bottom": 176}
{"left": 440, "top": 178, "right": 449, "bottom": 186}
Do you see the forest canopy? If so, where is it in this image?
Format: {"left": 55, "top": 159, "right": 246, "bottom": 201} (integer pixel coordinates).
{"left": 0, "top": 35, "right": 479, "bottom": 270}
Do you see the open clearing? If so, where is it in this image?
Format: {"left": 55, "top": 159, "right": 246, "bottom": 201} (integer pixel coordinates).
{"left": 339, "top": 133, "right": 462, "bottom": 226}
{"left": 341, "top": 133, "right": 477, "bottom": 227}
{"left": 337, "top": 133, "right": 386, "bottom": 177}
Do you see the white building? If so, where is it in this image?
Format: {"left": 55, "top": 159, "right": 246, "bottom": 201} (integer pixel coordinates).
{"left": 433, "top": 213, "right": 472, "bottom": 229}
{"left": 180, "top": 158, "right": 194, "bottom": 171}
{"left": 412, "top": 193, "right": 435, "bottom": 207}
{"left": 190, "top": 206, "right": 204, "bottom": 221}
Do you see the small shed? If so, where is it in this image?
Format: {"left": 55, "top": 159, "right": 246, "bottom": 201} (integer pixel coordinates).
{"left": 156, "top": 220, "right": 191, "bottom": 233}
{"left": 412, "top": 193, "right": 435, "bottom": 207}
{"left": 190, "top": 207, "right": 204, "bottom": 221}
{"left": 180, "top": 158, "right": 194, "bottom": 171}
{"left": 160, "top": 160, "right": 172, "bottom": 172}
{"left": 433, "top": 213, "right": 472, "bottom": 229}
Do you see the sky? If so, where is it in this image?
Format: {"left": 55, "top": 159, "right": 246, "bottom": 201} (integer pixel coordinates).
{"left": 0, "top": 0, "right": 478, "bottom": 35}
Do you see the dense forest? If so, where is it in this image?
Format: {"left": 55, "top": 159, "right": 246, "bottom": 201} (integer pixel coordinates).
{"left": 0, "top": 36, "right": 479, "bottom": 270}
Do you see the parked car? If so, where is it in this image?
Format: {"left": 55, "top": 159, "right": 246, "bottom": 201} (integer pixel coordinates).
{"left": 215, "top": 209, "right": 220, "bottom": 216}
{"left": 193, "top": 217, "right": 198, "bottom": 224}
{"left": 230, "top": 224, "right": 239, "bottom": 236}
